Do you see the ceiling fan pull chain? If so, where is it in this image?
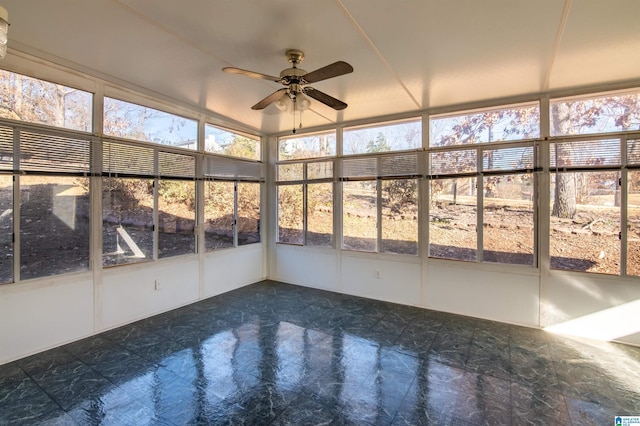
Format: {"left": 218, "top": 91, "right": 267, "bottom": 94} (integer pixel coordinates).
{"left": 292, "top": 98, "right": 296, "bottom": 134}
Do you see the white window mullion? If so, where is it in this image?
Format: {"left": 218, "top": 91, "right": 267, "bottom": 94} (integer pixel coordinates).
{"left": 477, "top": 148, "right": 484, "bottom": 263}
{"left": 621, "top": 137, "right": 628, "bottom": 275}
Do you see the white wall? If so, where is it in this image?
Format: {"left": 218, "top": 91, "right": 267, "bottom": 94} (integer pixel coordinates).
{"left": 271, "top": 246, "right": 539, "bottom": 326}
{"left": 0, "top": 245, "right": 265, "bottom": 364}
{"left": 544, "top": 271, "right": 640, "bottom": 346}
{"left": 0, "top": 274, "right": 94, "bottom": 363}
{"left": 203, "top": 244, "right": 266, "bottom": 297}
{"left": 271, "top": 245, "right": 640, "bottom": 347}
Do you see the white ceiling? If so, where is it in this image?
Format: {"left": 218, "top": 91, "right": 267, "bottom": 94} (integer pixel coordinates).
{"left": 3, "top": 0, "right": 640, "bottom": 135}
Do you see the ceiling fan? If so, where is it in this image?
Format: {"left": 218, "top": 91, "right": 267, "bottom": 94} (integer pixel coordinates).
{"left": 222, "top": 49, "right": 353, "bottom": 111}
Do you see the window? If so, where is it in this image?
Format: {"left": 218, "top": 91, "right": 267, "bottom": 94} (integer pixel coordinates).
{"left": 430, "top": 103, "right": 539, "bottom": 147}
{"left": 340, "top": 152, "right": 419, "bottom": 254}
{"left": 550, "top": 171, "right": 620, "bottom": 274}
{"left": 102, "top": 178, "right": 154, "bottom": 266}
{"left": 158, "top": 180, "right": 196, "bottom": 258}
{"left": 381, "top": 179, "right": 418, "bottom": 255}
{"left": 549, "top": 139, "right": 621, "bottom": 274}
{"left": 427, "top": 104, "right": 539, "bottom": 265}
{"left": 0, "top": 174, "right": 11, "bottom": 283}
{"left": 278, "top": 184, "right": 303, "bottom": 244}
{"left": 277, "top": 160, "right": 334, "bottom": 247}
{"left": 278, "top": 131, "right": 336, "bottom": 160}
{"left": 0, "top": 70, "right": 92, "bottom": 132}
{"left": 103, "top": 97, "right": 197, "bottom": 149}
{"left": 237, "top": 182, "right": 261, "bottom": 245}
{"left": 204, "top": 181, "right": 234, "bottom": 251}
{"left": 483, "top": 174, "right": 534, "bottom": 265}
{"left": 343, "top": 180, "right": 377, "bottom": 252}
{"left": 20, "top": 176, "right": 90, "bottom": 280}
{"left": 343, "top": 119, "right": 421, "bottom": 155}
{"left": 204, "top": 124, "right": 261, "bottom": 161}
{"left": 307, "top": 182, "right": 333, "bottom": 247}
{"left": 551, "top": 89, "right": 640, "bottom": 136}
{"left": 429, "top": 178, "right": 477, "bottom": 261}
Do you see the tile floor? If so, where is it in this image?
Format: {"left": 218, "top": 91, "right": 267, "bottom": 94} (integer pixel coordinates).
{"left": 1, "top": 280, "right": 639, "bottom": 425}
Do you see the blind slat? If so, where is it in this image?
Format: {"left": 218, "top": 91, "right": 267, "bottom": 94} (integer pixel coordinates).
{"left": 550, "top": 139, "right": 620, "bottom": 169}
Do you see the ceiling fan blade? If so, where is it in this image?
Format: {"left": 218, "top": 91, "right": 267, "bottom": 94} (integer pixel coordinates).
{"left": 222, "top": 67, "right": 281, "bottom": 82}
{"left": 252, "top": 88, "right": 288, "bottom": 110}
{"left": 303, "top": 61, "right": 353, "bottom": 84}
{"left": 304, "top": 87, "right": 348, "bottom": 110}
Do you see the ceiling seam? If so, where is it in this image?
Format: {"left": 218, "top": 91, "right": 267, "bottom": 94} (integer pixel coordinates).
{"left": 543, "top": 0, "right": 573, "bottom": 92}
{"left": 335, "top": 0, "right": 422, "bottom": 110}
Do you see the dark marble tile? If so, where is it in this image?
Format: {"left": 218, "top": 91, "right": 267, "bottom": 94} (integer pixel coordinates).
{"left": 511, "top": 380, "right": 570, "bottom": 425}
{"left": 0, "top": 369, "right": 63, "bottom": 425}
{"left": 15, "top": 347, "right": 78, "bottom": 377}
{"left": 29, "top": 359, "right": 118, "bottom": 411}
{"left": 66, "top": 393, "right": 166, "bottom": 426}
{"left": 272, "top": 396, "right": 341, "bottom": 425}
{"left": 466, "top": 347, "right": 511, "bottom": 380}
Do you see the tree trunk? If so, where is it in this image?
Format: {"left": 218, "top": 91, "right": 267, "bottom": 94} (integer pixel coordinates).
{"left": 552, "top": 173, "right": 576, "bottom": 218}
{"left": 551, "top": 102, "right": 577, "bottom": 219}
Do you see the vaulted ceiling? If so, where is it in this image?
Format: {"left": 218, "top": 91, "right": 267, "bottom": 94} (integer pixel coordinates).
{"left": 3, "top": 0, "right": 640, "bottom": 135}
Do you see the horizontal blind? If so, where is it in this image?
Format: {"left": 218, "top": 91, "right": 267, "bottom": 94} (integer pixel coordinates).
{"left": 204, "top": 155, "right": 263, "bottom": 181}
{"left": 20, "top": 130, "right": 91, "bottom": 174}
{"left": 429, "top": 149, "right": 477, "bottom": 177}
{"left": 627, "top": 139, "right": 640, "bottom": 167}
{"left": 482, "top": 145, "right": 537, "bottom": 174}
{"left": 307, "top": 161, "right": 333, "bottom": 180}
{"left": 158, "top": 151, "right": 195, "bottom": 179}
{"left": 0, "top": 125, "right": 12, "bottom": 171}
{"left": 550, "top": 139, "right": 620, "bottom": 170}
{"left": 103, "top": 141, "right": 155, "bottom": 177}
{"left": 380, "top": 153, "right": 419, "bottom": 178}
{"left": 342, "top": 157, "right": 377, "bottom": 179}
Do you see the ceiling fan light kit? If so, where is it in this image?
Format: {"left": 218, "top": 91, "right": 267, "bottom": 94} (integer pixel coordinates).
{"left": 223, "top": 49, "right": 353, "bottom": 133}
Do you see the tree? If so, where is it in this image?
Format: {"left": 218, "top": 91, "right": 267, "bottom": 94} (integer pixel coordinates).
{"left": 366, "top": 132, "right": 391, "bottom": 153}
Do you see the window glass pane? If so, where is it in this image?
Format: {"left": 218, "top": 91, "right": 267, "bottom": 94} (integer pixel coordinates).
{"left": 551, "top": 90, "right": 640, "bottom": 136}
{"left": 104, "top": 97, "right": 197, "bottom": 149}
{"left": 278, "top": 185, "right": 303, "bottom": 245}
{"left": 307, "top": 183, "right": 333, "bottom": 247}
{"left": 237, "top": 182, "right": 260, "bottom": 245}
{"left": 430, "top": 103, "right": 539, "bottom": 147}
{"left": 550, "top": 171, "right": 620, "bottom": 274}
{"left": 279, "top": 132, "right": 336, "bottom": 160}
{"left": 628, "top": 171, "right": 640, "bottom": 276}
{"left": 204, "top": 181, "right": 234, "bottom": 251}
{"left": 343, "top": 181, "right": 377, "bottom": 252}
{"left": 382, "top": 179, "right": 418, "bottom": 255}
{"left": 483, "top": 174, "right": 534, "bottom": 265}
{"left": 158, "top": 180, "right": 195, "bottom": 258}
{"left": 429, "top": 178, "right": 477, "bottom": 261}
{"left": 0, "top": 70, "right": 92, "bottom": 131}
{"left": 204, "top": 125, "right": 260, "bottom": 160}
{"left": 0, "top": 175, "right": 12, "bottom": 283}
{"left": 344, "top": 120, "right": 421, "bottom": 155}
{"left": 103, "top": 178, "right": 153, "bottom": 266}
{"left": 20, "top": 176, "right": 89, "bottom": 279}
{"left": 278, "top": 163, "right": 303, "bottom": 182}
